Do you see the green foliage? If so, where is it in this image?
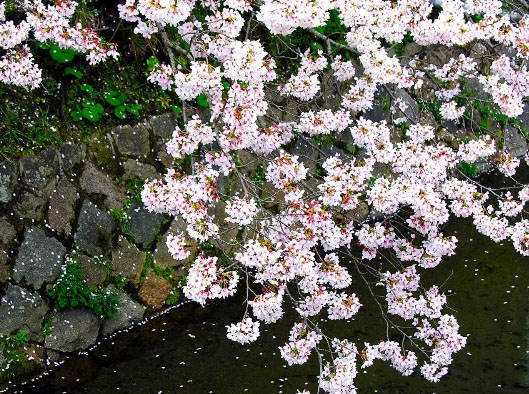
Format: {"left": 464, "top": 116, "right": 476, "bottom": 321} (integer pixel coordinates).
{"left": 49, "top": 260, "right": 87, "bottom": 310}
{"left": 313, "top": 134, "right": 334, "bottom": 147}
{"left": 392, "top": 32, "right": 414, "bottom": 56}
{"left": 85, "top": 288, "right": 120, "bottom": 321}
{"left": 196, "top": 93, "right": 209, "bottom": 108}
{"left": 0, "top": 332, "right": 35, "bottom": 383}
{"left": 64, "top": 66, "right": 83, "bottom": 79}
{"left": 70, "top": 83, "right": 142, "bottom": 123}
{"left": 0, "top": 332, "right": 28, "bottom": 362}
{"left": 146, "top": 56, "right": 160, "bottom": 72}
{"left": 0, "top": 11, "right": 185, "bottom": 159}
{"left": 49, "top": 259, "right": 120, "bottom": 321}
{"left": 457, "top": 162, "right": 478, "bottom": 178}
{"left": 201, "top": 241, "right": 232, "bottom": 267}
{"left": 115, "top": 175, "right": 145, "bottom": 202}
{"left": 110, "top": 207, "right": 133, "bottom": 237}
{"left": 251, "top": 164, "right": 266, "bottom": 187}
{"left": 418, "top": 99, "right": 443, "bottom": 122}
{"left": 165, "top": 288, "right": 180, "bottom": 306}
{"left": 49, "top": 46, "right": 77, "bottom": 64}
{"left": 41, "top": 314, "right": 53, "bottom": 338}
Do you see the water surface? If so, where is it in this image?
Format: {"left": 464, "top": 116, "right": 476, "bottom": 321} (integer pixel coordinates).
{"left": 10, "top": 217, "right": 529, "bottom": 394}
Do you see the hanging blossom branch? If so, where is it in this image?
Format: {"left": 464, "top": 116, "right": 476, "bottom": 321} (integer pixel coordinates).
{"left": 4, "top": 0, "right": 529, "bottom": 392}
{"left": 132, "top": 0, "right": 529, "bottom": 392}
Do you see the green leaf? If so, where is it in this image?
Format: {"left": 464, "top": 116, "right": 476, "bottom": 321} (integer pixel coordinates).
{"left": 172, "top": 105, "right": 182, "bottom": 114}
{"left": 70, "top": 110, "right": 82, "bottom": 121}
{"left": 197, "top": 93, "right": 209, "bottom": 108}
{"left": 49, "top": 46, "right": 75, "bottom": 63}
{"left": 81, "top": 107, "right": 100, "bottom": 122}
{"left": 221, "top": 80, "right": 230, "bottom": 90}
{"left": 82, "top": 98, "right": 96, "bottom": 108}
{"left": 80, "top": 84, "right": 94, "bottom": 94}
{"left": 64, "top": 67, "right": 83, "bottom": 79}
{"left": 126, "top": 104, "right": 142, "bottom": 116}
{"left": 146, "top": 56, "right": 159, "bottom": 71}
{"left": 105, "top": 91, "right": 126, "bottom": 106}
{"left": 93, "top": 103, "right": 105, "bottom": 114}
{"left": 105, "top": 96, "right": 121, "bottom": 107}
{"left": 117, "top": 93, "right": 128, "bottom": 104}
{"left": 114, "top": 106, "right": 127, "bottom": 119}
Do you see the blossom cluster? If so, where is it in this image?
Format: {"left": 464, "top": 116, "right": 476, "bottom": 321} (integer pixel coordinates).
{"left": 0, "top": 0, "right": 117, "bottom": 88}
{"left": 120, "top": 0, "right": 529, "bottom": 392}
{"left": 226, "top": 317, "right": 260, "bottom": 345}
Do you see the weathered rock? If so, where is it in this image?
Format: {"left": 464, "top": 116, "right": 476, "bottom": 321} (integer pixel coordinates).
{"left": 20, "top": 148, "right": 58, "bottom": 191}
{"left": 320, "top": 143, "right": 346, "bottom": 158}
{"left": 440, "top": 118, "right": 460, "bottom": 135}
{"left": 393, "top": 88, "right": 420, "bottom": 124}
{"left": 74, "top": 201, "right": 116, "bottom": 256}
{"left": 291, "top": 137, "right": 319, "bottom": 174}
{"left": 45, "top": 310, "right": 100, "bottom": 352}
{"left": 13, "top": 191, "right": 47, "bottom": 221}
{"left": 346, "top": 202, "right": 370, "bottom": 223}
{"left": 122, "top": 159, "right": 161, "bottom": 181}
{"left": 78, "top": 255, "right": 107, "bottom": 288}
{"left": 0, "top": 161, "right": 18, "bottom": 204}
{"left": 236, "top": 150, "right": 264, "bottom": 178}
{"left": 436, "top": 128, "right": 458, "bottom": 148}
{"left": 87, "top": 134, "right": 118, "bottom": 175}
{"left": 321, "top": 69, "right": 344, "bottom": 109}
{"left": 23, "top": 343, "right": 46, "bottom": 367}
{"left": 419, "top": 111, "right": 439, "bottom": 129}
{"left": 363, "top": 99, "right": 391, "bottom": 123}
{"left": 0, "top": 284, "right": 48, "bottom": 341}
{"left": 465, "top": 77, "right": 488, "bottom": 102}
{"left": 13, "top": 227, "right": 66, "bottom": 289}
{"left": 153, "top": 218, "right": 196, "bottom": 268}
{"left": 111, "top": 124, "right": 150, "bottom": 157}
{"left": 138, "top": 269, "right": 172, "bottom": 308}
{"left": 0, "top": 217, "right": 16, "bottom": 245}
{"left": 519, "top": 104, "right": 529, "bottom": 134}
{"left": 111, "top": 236, "right": 145, "bottom": 284}
{"left": 58, "top": 144, "right": 86, "bottom": 175}
{"left": 101, "top": 285, "right": 145, "bottom": 336}
{"left": 0, "top": 251, "right": 8, "bottom": 283}
{"left": 128, "top": 201, "right": 164, "bottom": 248}
{"left": 149, "top": 112, "right": 178, "bottom": 139}
{"left": 505, "top": 126, "right": 528, "bottom": 158}
{"left": 48, "top": 179, "right": 78, "bottom": 236}
{"left": 401, "top": 42, "right": 422, "bottom": 57}
{"left": 209, "top": 200, "right": 241, "bottom": 255}
{"left": 153, "top": 139, "right": 174, "bottom": 168}
{"left": 79, "top": 162, "right": 126, "bottom": 210}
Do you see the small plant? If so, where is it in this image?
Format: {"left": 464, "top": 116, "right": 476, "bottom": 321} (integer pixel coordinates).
{"left": 110, "top": 207, "right": 133, "bottom": 237}
{"left": 49, "top": 259, "right": 120, "bottom": 321}
{"left": 0, "top": 332, "right": 34, "bottom": 382}
{"left": 85, "top": 288, "right": 120, "bottom": 321}
{"left": 70, "top": 84, "right": 142, "bottom": 122}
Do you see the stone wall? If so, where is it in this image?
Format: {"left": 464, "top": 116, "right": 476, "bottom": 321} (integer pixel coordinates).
{"left": 0, "top": 113, "right": 187, "bottom": 380}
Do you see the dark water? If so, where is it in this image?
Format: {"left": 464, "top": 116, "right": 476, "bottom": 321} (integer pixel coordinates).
{"left": 7, "top": 217, "right": 529, "bottom": 394}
